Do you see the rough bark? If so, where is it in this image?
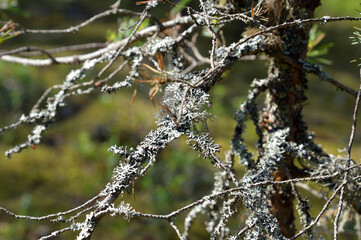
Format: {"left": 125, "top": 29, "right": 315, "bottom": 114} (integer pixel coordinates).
{"left": 259, "top": 0, "right": 321, "bottom": 237}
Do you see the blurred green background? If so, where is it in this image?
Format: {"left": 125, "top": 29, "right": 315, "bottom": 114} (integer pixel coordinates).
{"left": 0, "top": 0, "right": 360, "bottom": 239}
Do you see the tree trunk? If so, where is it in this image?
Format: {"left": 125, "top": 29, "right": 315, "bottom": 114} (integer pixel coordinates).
{"left": 259, "top": 0, "right": 321, "bottom": 237}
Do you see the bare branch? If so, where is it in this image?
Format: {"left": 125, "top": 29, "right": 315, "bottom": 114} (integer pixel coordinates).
{"left": 12, "top": 8, "right": 144, "bottom": 36}
{"left": 16, "top": 43, "right": 108, "bottom": 57}
{"left": 0, "top": 15, "right": 194, "bottom": 66}
{"left": 0, "top": 193, "right": 102, "bottom": 221}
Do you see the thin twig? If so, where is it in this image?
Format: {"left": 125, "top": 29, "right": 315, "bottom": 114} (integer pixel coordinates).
{"left": 267, "top": 53, "right": 358, "bottom": 97}
{"left": 39, "top": 226, "right": 73, "bottom": 240}
{"left": 169, "top": 219, "right": 185, "bottom": 240}
{"left": 185, "top": 39, "right": 211, "bottom": 64}
{"left": 95, "top": 60, "right": 129, "bottom": 86}
{"left": 282, "top": 164, "right": 313, "bottom": 237}
{"left": 295, "top": 182, "right": 328, "bottom": 201}
{"left": 199, "top": 0, "right": 217, "bottom": 69}
{"left": 31, "top": 84, "right": 62, "bottom": 112}
{"left": 134, "top": 165, "right": 361, "bottom": 220}
{"left": 16, "top": 43, "right": 108, "bottom": 57}
{"left": 210, "top": 152, "right": 239, "bottom": 186}
{"left": 176, "top": 86, "right": 191, "bottom": 126}
{"left": 12, "top": 9, "right": 143, "bottom": 35}
{"left": 0, "top": 46, "right": 58, "bottom": 63}
{"left": 290, "top": 175, "right": 361, "bottom": 240}
{"left": 96, "top": 4, "right": 155, "bottom": 80}
{"left": 235, "top": 221, "right": 257, "bottom": 238}
{"left": 333, "top": 69, "right": 361, "bottom": 239}
{"left": 221, "top": 16, "right": 361, "bottom": 64}
{"left": 303, "top": 62, "right": 358, "bottom": 97}
{"left": 0, "top": 193, "right": 102, "bottom": 221}
{"left": 0, "top": 15, "right": 194, "bottom": 66}
{"left": 66, "top": 205, "right": 98, "bottom": 223}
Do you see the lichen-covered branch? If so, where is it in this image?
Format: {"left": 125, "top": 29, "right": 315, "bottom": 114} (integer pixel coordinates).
{"left": 1, "top": 0, "right": 361, "bottom": 239}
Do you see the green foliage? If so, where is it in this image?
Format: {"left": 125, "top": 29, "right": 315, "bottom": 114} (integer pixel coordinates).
{"left": 351, "top": 27, "right": 361, "bottom": 44}
{"left": 350, "top": 26, "right": 361, "bottom": 65}
{"left": 307, "top": 24, "right": 334, "bottom": 65}
{"left": 0, "top": 0, "right": 29, "bottom": 43}
{"left": 0, "top": 20, "right": 18, "bottom": 44}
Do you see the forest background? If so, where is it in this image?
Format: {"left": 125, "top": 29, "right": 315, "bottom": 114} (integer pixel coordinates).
{"left": 0, "top": 0, "right": 360, "bottom": 239}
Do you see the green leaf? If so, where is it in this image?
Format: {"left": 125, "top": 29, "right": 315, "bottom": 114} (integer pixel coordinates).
{"left": 307, "top": 24, "right": 333, "bottom": 65}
